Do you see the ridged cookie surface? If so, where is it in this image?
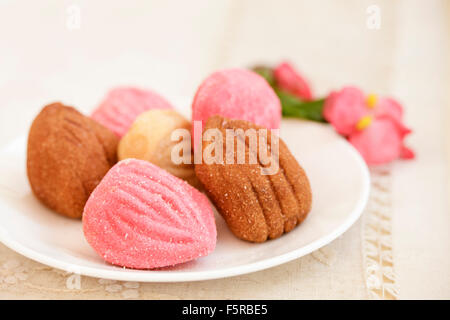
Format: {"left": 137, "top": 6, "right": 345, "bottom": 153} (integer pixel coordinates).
{"left": 92, "top": 87, "right": 173, "bottom": 137}
{"left": 83, "top": 159, "right": 216, "bottom": 269}
{"left": 195, "top": 116, "right": 312, "bottom": 242}
{"left": 27, "top": 102, "right": 118, "bottom": 218}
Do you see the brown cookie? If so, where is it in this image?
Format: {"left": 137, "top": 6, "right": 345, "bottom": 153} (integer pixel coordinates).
{"left": 27, "top": 102, "right": 119, "bottom": 218}
{"left": 195, "top": 116, "right": 312, "bottom": 242}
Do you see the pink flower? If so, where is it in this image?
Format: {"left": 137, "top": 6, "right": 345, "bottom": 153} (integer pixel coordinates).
{"left": 274, "top": 61, "right": 313, "bottom": 101}
{"left": 349, "top": 116, "right": 414, "bottom": 165}
{"left": 323, "top": 87, "right": 406, "bottom": 133}
{"left": 323, "top": 86, "right": 414, "bottom": 165}
{"left": 323, "top": 87, "right": 367, "bottom": 135}
{"left": 374, "top": 97, "right": 403, "bottom": 121}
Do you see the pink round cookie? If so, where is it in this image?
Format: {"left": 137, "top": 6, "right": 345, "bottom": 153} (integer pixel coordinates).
{"left": 92, "top": 87, "right": 173, "bottom": 137}
{"left": 192, "top": 69, "right": 281, "bottom": 148}
{"left": 82, "top": 159, "right": 217, "bottom": 269}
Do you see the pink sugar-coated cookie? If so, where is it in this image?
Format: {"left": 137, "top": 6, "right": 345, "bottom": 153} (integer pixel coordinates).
{"left": 82, "top": 159, "right": 217, "bottom": 269}
{"left": 91, "top": 87, "right": 173, "bottom": 137}
{"left": 192, "top": 69, "right": 281, "bottom": 149}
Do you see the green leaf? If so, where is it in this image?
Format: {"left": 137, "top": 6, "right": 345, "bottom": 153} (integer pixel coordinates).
{"left": 250, "top": 65, "right": 326, "bottom": 123}
{"left": 252, "top": 66, "right": 276, "bottom": 86}
{"left": 276, "top": 89, "right": 327, "bottom": 122}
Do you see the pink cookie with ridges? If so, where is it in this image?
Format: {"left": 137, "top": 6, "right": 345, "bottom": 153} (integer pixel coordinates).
{"left": 92, "top": 87, "right": 173, "bottom": 137}
{"left": 192, "top": 69, "right": 281, "bottom": 149}
{"left": 82, "top": 159, "right": 217, "bottom": 269}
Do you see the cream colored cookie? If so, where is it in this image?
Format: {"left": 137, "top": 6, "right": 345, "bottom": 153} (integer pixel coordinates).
{"left": 118, "top": 109, "right": 198, "bottom": 187}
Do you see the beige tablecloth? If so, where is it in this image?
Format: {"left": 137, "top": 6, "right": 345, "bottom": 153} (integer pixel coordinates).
{"left": 0, "top": 0, "right": 449, "bottom": 299}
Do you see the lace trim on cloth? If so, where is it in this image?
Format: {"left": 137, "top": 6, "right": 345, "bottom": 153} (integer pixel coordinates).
{"left": 362, "top": 166, "right": 399, "bottom": 300}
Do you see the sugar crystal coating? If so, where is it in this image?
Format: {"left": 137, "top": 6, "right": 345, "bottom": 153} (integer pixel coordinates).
{"left": 195, "top": 116, "right": 312, "bottom": 243}
{"left": 192, "top": 69, "right": 281, "bottom": 149}
{"left": 92, "top": 87, "right": 173, "bottom": 137}
{"left": 82, "top": 159, "right": 216, "bottom": 269}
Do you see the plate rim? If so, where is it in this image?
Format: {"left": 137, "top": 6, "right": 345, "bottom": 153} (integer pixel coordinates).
{"left": 0, "top": 133, "right": 370, "bottom": 283}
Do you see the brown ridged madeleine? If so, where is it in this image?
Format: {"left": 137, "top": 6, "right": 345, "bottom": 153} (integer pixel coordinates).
{"left": 195, "top": 116, "right": 312, "bottom": 242}
{"left": 27, "top": 102, "right": 119, "bottom": 218}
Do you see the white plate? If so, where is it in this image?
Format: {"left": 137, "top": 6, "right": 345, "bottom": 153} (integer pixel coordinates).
{"left": 0, "top": 119, "right": 370, "bottom": 282}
